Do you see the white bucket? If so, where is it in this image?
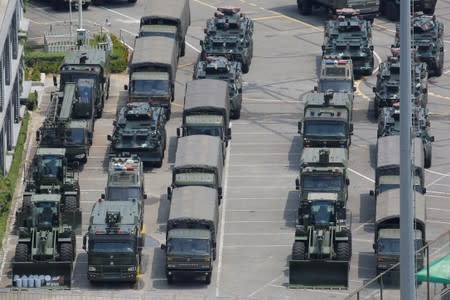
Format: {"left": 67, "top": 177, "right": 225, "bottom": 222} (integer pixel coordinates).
{"left": 21, "top": 276, "right": 28, "bottom": 288}
{"left": 27, "top": 276, "right": 34, "bottom": 288}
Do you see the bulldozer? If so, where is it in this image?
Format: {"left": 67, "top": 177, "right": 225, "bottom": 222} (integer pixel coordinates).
{"left": 13, "top": 193, "right": 77, "bottom": 288}
{"left": 290, "top": 148, "right": 351, "bottom": 289}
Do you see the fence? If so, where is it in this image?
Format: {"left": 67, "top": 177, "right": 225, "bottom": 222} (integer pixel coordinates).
{"left": 345, "top": 230, "right": 450, "bottom": 300}
{"left": 44, "top": 29, "right": 113, "bottom": 53}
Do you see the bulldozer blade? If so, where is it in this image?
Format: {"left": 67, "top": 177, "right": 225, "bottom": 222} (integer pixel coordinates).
{"left": 62, "top": 210, "right": 82, "bottom": 235}
{"left": 289, "top": 260, "right": 349, "bottom": 289}
{"left": 13, "top": 261, "right": 73, "bottom": 288}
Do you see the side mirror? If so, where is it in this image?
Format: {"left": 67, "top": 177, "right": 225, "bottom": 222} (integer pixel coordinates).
{"left": 101, "top": 193, "right": 105, "bottom": 199}
{"left": 353, "top": 87, "right": 356, "bottom": 92}
{"left": 143, "top": 193, "right": 147, "bottom": 199}
{"left": 391, "top": 44, "right": 395, "bottom": 48}
{"left": 423, "top": 87, "right": 428, "bottom": 93}
{"left": 370, "top": 45, "right": 374, "bottom": 50}
{"left": 53, "top": 75, "right": 57, "bottom": 87}
{"left": 107, "top": 135, "right": 112, "bottom": 141}
{"left": 113, "top": 120, "right": 117, "bottom": 126}
{"left": 72, "top": 161, "right": 80, "bottom": 171}
{"left": 349, "top": 123, "right": 354, "bottom": 133}
{"left": 313, "top": 86, "right": 318, "bottom": 92}
{"left": 200, "top": 40, "right": 204, "bottom": 47}
{"left": 321, "top": 45, "right": 325, "bottom": 51}
{"left": 138, "top": 236, "right": 144, "bottom": 249}
{"left": 82, "top": 234, "right": 87, "bottom": 250}
{"left": 227, "top": 128, "right": 232, "bottom": 139}
{"left": 422, "top": 187, "right": 426, "bottom": 194}
{"left": 372, "top": 87, "right": 377, "bottom": 93}
{"left": 295, "top": 178, "right": 300, "bottom": 190}
{"left": 297, "top": 122, "right": 302, "bottom": 134}
{"left": 176, "top": 127, "right": 181, "bottom": 137}
{"left": 369, "top": 190, "right": 374, "bottom": 196}
{"left": 167, "top": 186, "right": 173, "bottom": 200}
{"left": 36, "top": 130, "right": 40, "bottom": 142}
{"left": 218, "top": 187, "right": 223, "bottom": 198}
{"left": 372, "top": 243, "right": 376, "bottom": 251}
{"left": 124, "top": 84, "right": 128, "bottom": 90}
{"left": 346, "top": 178, "right": 350, "bottom": 185}
{"left": 430, "top": 136, "right": 435, "bottom": 142}
{"left": 160, "top": 244, "right": 166, "bottom": 250}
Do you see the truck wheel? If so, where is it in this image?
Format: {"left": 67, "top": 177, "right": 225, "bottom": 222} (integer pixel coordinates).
{"left": 154, "top": 159, "right": 163, "bottom": 168}
{"left": 64, "top": 195, "right": 78, "bottom": 212}
{"left": 292, "top": 241, "right": 306, "bottom": 260}
{"left": 205, "top": 273, "right": 212, "bottom": 285}
{"left": 181, "top": 40, "right": 186, "bottom": 57}
{"left": 82, "top": 3, "right": 90, "bottom": 9}
{"left": 336, "top": 242, "right": 350, "bottom": 261}
{"left": 233, "top": 108, "right": 241, "bottom": 120}
{"left": 167, "top": 274, "right": 174, "bottom": 284}
{"left": 22, "top": 195, "right": 31, "bottom": 212}
{"left": 15, "top": 244, "right": 29, "bottom": 262}
{"left": 298, "top": 0, "right": 312, "bottom": 15}
{"left": 424, "top": 146, "right": 432, "bottom": 169}
{"left": 60, "top": 243, "right": 74, "bottom": 262}
{"left": 434, "top": 59, "right": 443, "bottom": 77}
{"left": 385, "top": 2, "right": 399, "bottom": 21}
{"left": 241, "top": 63, "right": 250, "bottom": 74}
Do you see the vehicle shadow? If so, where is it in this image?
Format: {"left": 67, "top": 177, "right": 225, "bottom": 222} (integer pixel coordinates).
{"left": 284, "top": 190, "right": 299, "bottom": 228}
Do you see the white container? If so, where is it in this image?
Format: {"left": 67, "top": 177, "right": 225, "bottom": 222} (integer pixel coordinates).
{"left": 34, "top": 277, "right": 41, "bottom": 288}
{"left": 21, "top": 275, "right": 28, "bottom": 288}
{"left": 28, "top": 276, "right": 34, "bottom": 288}
{"left": 44, "top": 275, "right": 51, "bottom": 285}
{"left": 15, "top": 277, "right": 22, "bottom": 288}
{"left": 38, "top": 275, "right": 45, "bottom": 285}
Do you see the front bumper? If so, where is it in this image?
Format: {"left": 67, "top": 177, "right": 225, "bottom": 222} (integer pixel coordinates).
{"left": 87, "top": 270, "right": 136, "bottom": 282}
{"left": 110, "top": 147, "right": 162, "bottom": 162}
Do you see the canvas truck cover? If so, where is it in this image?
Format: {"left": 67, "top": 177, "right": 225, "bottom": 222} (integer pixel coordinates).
{"left": 167, "top": 186, "right": 219, "bottom": 244}
{"left": 184, "top": 79, "right": 230, "bottom": 124}
{"left": 375, "top": 188, "right": 426, "bottom": 231}
{"left": 129, "top": 36, "right": 177, "bottom": 82}
{"left": 141, "top": 0, "right": 191, "bottom": 40}
{"left": 174, "top": 135, "right": 223, "bottom": 176}
{"left": 377, "top": 135, "right": 424, "bottom": 169}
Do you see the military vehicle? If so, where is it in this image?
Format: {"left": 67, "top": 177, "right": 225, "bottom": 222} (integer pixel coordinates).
{"left": 201, "top": 7, "right": 254, "bottom": 73}
{"left": 140, "top": 0, "right": 190, "bottom": 58}
{"left": 59, "top": 48, "right": 111, "bottom": 118}
{"left": 380, "top": 0, "right": 437, "bottom": 21}
{"left": 378, "top": 105, "right": 434, "bottom": 168}
{"left": 38, "top": 82, "right": 93, "bottom": 165}
{"left": 21, "top": 148, "right": 82, "bottom": 233}
{"left": 161, "top": 186, "right": 219, "bottom": 284}
{"left": 298, "top": 92, "right": 353, "bottom": 149}
{"left": 290, "top": 148, "right": 351, "bottom": 289}
{"left": 167, "top": 135, "right": 223, "bottom": 203}
{"left": 322, "top": 9, "right": 374, "bottom": 76}
{"left": 108, "top": 103, "right": 167, "bottom": 167}
{"left": 373, "top": 187, "right": 426, "bottom": 276}
{"left": 49, "top": 0, "right": 90, "bottom": 10}
{"left": 126, "top": 36, "right": 178, "bottom": 119}
{"left": 315, "top": 57, "right": 355, "bottom": 100}
{"left": 83, "top": 199, "right": 144, "bottom": 283}
{"left": 394, "top": 14, "right": 444, "bottom": 76}
{"left": 103, "top": 156, "right": 147, "bottom": 201}
{"left": 371, "top": 135, "right": 426, "bottom": 198}
{"left": 177, "top": 79, "right": 231, "bottom": 152}
{"left": 13, "top": 194, "right": 77, "bottom": 288}
{"left": 297, "top": 0, "right": 379, "bottom": 20}
{"left": 193, "top": 56, "right": 243, "bottom": 119}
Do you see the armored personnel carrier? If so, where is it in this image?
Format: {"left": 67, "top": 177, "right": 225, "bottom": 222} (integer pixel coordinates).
{"left": 378, "top": 105, "right": 434, "bottom": 168}
{"left": 108, "top": 103, "right": 167, "bottom": 167}
{"left": 394, "top": 14, "right": 444, "bottom": 76}
{"left": 193, "top": 56, "right": 243, "bottom": 119}
{"left": 290, "top": 148, "right": 351, "bottom": 289}
{"left": 201, "top": 7, "right": 254, "bottom": 73}
{"left": 315, "top": 57, "right": 355, "bottom": 100}
{"left": 322, "top": 9, "right": 374, "bottom": 76}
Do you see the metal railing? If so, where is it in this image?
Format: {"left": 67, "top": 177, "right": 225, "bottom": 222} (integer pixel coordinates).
{"left": 345, "top": 230, "right": 450, "bottom": 300}
{"left": 44, "top": 30, "right": 113, "bottom": 53}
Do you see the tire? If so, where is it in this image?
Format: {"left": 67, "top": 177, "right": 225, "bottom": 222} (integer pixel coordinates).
{"left": 424, "top": 146, "right": 432, "bottom": 169}
{"left": 374, "top": 100, "right": 379, "bottom": 118}
{"left": 241, "top": 62, "right": 250, "bottom": 74}
{"left": 82, "top": 3, "right": 90, "bottom": 9}
{"left": 205, "top": 273, "right": 212, "bottom": 285}
{"left": 336, "top": 242, "right": 350, "bottom": 261}
{"left": 298, "top": 0, "right": 312, "bottom": 15}
{"left": 64, "top": 195, "right": 78, "bottom": 212}
{"left": 15, "top": 244, "right": 29, "bottom": 262}
{"left": 434, "top": 58, "right": 443, "bottom": 77}
{"left": 22, "top": 195, "right": 31, "bottom": 212}
{"left": 92, "top": 0, "right": 103, "bottom": 4}
{"left": 167, "top": 274, "right": 174, "bottom": 284}
{"left": 60, "top": 243, "right": 74, "bottom": 261}
{"left": 385, "top": 2, "right": 399, "bottom": 21}
{"left": 292, "top": 241, "right": 306, "bottom": 260}
{"left": 154, "top": 159, "right": 163, "bottom": 168}
{"left": 233, "top": 108, "right": 241, "bottom": 120}
{"left": 180, "top": 41, "right": 186, "bottom": 57}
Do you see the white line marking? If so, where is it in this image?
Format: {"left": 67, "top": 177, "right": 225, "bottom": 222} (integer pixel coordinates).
{"left": 223, "top": 244, "right": 291, "bottom": 248}
{"left": 228, "top": 175, "right": 295, "bottom": 178}
{"left": 229, "top": 209, "right": 297, "bottom": 212}
{"left": 100, "top": 6, "right": 137, "bottom": 20}
{"left": 426, "top": 171, "right": 450, "bottom": 188}
{"left": 426, "top": 169, "right": 450, "bottom": 176}
{"left": 224, "top": 232, "right": 292, "bottom": 236}
{"left": 227, "top": 186, "right": 294, "bottom": 189}
{"left": 352, "top": 238, "right": 373, "bottom": 243}
{"left": 348, "top": 168, "right": 374, "bottom": 183}
{"left": 215, "top": 140, "right": 231, "bottom": 297}
{"left": 225, "top": 220, "right": 295, "bottom": 224}
{"left": 426, "top": 194, "right": 450, "bottom": 199}
{"left": 426, "top": 190, "right": 450, "bottom": 195}
{"left": 427, "top": 220, "right": 450, "bottom": 225}
{"left": 428, "top": 207, "right": 450, "bottom": 212}
{"left": 186, "top": 41, "right": 201, "bottom": 53}
{"left": 372, "top": 50, "right": 383, "bottom": 75}
{"left": 247, "top": 273, "right": 284, "bottom": 298}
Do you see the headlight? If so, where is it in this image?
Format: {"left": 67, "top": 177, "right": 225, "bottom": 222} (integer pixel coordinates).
{"left": 88, "top": 266, "right": 96, "bottom": 271}
{"left": 127, "top": 266, "right": 136, "bottom": 272}
{"left": 75, "top": 153, "right": 86, "bottom": 159}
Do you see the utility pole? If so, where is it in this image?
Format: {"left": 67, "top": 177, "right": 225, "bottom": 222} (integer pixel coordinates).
{"left": 400, "top": 0, "right": 416, "bottom": 298}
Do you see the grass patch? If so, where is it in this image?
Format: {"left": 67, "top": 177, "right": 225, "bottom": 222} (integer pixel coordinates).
{"left": 0, "top": 112, "right": 30, "bottom": 247}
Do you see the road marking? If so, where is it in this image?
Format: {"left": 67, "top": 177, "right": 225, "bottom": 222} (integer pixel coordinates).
{"left": 426, "top": 194, "right": 450, "bottom": 199}
{"left": 192, "top": 0, "right": 217, "bottom": 10}
{"left": 227, "top": 185, "right": 294, "bottom": 189}
{"left": 352, "top": 221, "right": 374, "bottom": 232}
{"left": 216, "top": 139, "right": 231, "bottom": 297}
{"left": 243, "top": 97, "right": 299, "bottom": 103}
{"left": 429, "top": 92, "right": 450, "bottom": 100}
{"left": 225, "top": 232, "right": 292, "bottom": 236}
{"left": 185, "top": 41, "right": 201, "bottom": 53}
{"left": 427, "top": 220, "right": 450, "bottom": 225}
{"left": 355, "top": 80, "right": 371, "bottom": 101}
{"left": 348, "top": 168, "right": 374, "bottom": 183}
{"left": 228, "top": 175, "right": 295, "bottom": 178}
{"left": 226, "top": 220, "right": 295, "bottom": 224}
{"left": 428, "top": 207, "right": 450, "bottom": 212}
{"left": 247, "top": 273, "right": 284, "bottom": 298}
{"left": 426, "top": 171, "right": 450, "bottom": 188}
{"left": 99, "top": 6, "right": 137, "bottom": 20}
{"left": 353, "top": 238, "right": 372, "bottom": 243}
{"left": 426, "top": 190, "right": 450, "bottom": 195}
{"left": 223, "top": 244, "right": 291, "bottom": 248}
{"left": 229, "top": 208, "right": 297, "bottom": 212}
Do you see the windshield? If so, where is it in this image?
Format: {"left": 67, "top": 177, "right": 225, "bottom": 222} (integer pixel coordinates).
{"left": 318, "top": 80, "right": 353, "bottom": 93}
{"left": 91, "top": 240, "right": 135, "bottom": 253}
{"left": 304, "top": 120, "right": 347, "bottom": 138}
{"left": 66, "top": 128, "right": 85, "bottom": 145}
{"left": 302, "top": 175, "right": 343, "bottom": 191}
{"left": 107, "top": 187, "right": 142, "bottom": 201}
{"left": 140, "top": 31, "right": 176, "bottom": 39}
{"left": 186, "top": 125, "right": 223, "bottom": 137}
{"left": 310, "top": 200, "right": 335, "bottom": 225}
{"left": 34, "top": 201, "right": 58, "bottom": 227}
{"left": 378, "top": 239, "right": 423, "bottom": 254}
{"left": 61, "top": 73, "right": 98, "bottom": 87}
{"left": 39, "top": 155, "right": 62, "bottom": 178}
{"left": 131, "top": 80, "right": 169, "bottom": 95}
{"left": 167, "top": 238, "right": 210, "bottom": 256}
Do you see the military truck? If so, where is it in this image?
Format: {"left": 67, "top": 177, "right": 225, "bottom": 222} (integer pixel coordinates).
{"left": 201, "top": 7, "right": 254, "bottom": 73}
{"left": 177, "top": 79, "right": 231, "bottom": 151}
{"left": 322, "top": 9, "right": 374, "bottom": 76}
{"left": 167, "top": 135, "right": 223, "bottom": 204}
{"left": 126, "top": 36, "right": 178, "bottom": 119}
{"left": 59, "top": 48, "right": 110, "bottom": 118}
{"left": 103, "top": 156, "right": 147, "bottom": 201}
{"left": 38, "top": 82, "right": 94, "bottom": 165}
{"left": 83, "top": 199, "right": 144, "bottom": 283}
{"left": 161, "top": 186, "right": 219, "bottom": 284}
{"left": 13, "top": 194, "right": 76, "bottom": 288}
{"left": 140, "top": 0, "right": 190, "bottom": 58}
{"left": 380, "top": 0, "right": 437, "bottom": 21}
{"left": 315, "top": 57, "right": 355, "bottom": 100}
{"left": 298, "top": 92, "right": 353, "bottom": 149}
{"left": 371, "top": 135, "right": 426, "bottom": 198}
{"left": 297, "top": 0, "right": 379, "bottom": 20}
{"left": 290, "top": 148, "right": 351, "bottom": 289}
{"left": 193, "top": 56, "right": 243, "bottom": 119}
{"left": 108, "top": 103, "right": 167, "bottom": 167}
{"left": 373, "top": 187, "right": 426, "bottom": 276}
{"left": 378, "top": 105, "right": 434, "bottom": 168}
{"left": 21, "top": 148, "right": 82, "bottom": 233}
{"left": 393, "top": 14, "right": 444, "bottom": 76}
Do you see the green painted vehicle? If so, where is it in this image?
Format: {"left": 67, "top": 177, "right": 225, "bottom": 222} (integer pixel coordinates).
{"left": 380, "top": 0, "right": 436, "bottom": 21}
{"left": 297, "top": 0, "right": 379, "bottom": 20}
